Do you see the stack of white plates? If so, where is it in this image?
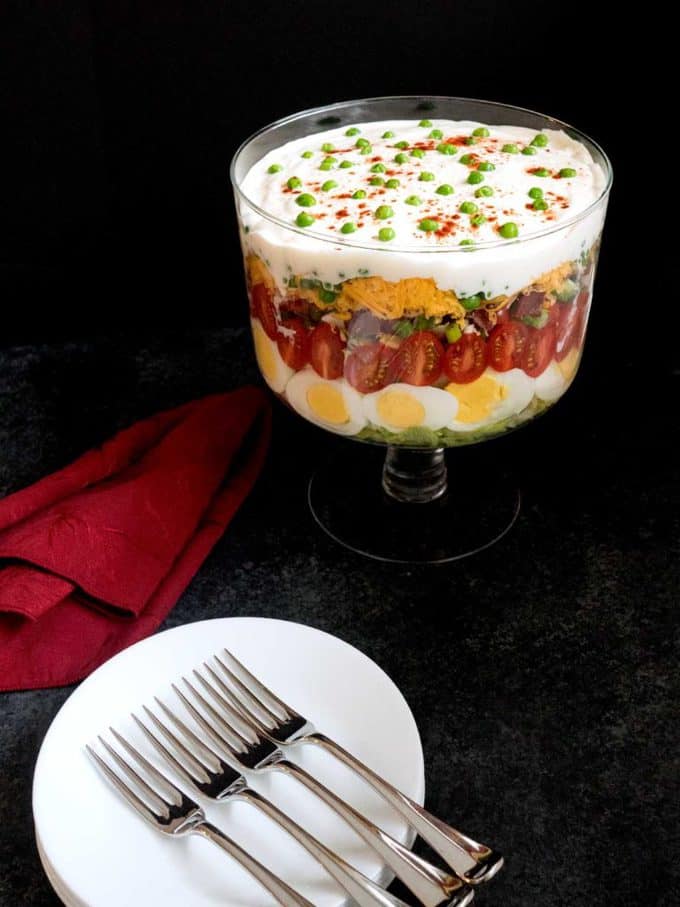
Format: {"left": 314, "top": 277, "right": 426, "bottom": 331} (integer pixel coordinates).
{"left": 33, "top": 617, "right": 425, "bottom": 906}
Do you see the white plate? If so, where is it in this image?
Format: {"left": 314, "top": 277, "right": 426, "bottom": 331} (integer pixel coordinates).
{"left": 33, "top": 617, "right": 424, "bottom": 906}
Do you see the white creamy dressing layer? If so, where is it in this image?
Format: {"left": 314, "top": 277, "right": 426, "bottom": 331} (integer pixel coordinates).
{"left": 238, "top": 120, "right": 606, "bottom": 299}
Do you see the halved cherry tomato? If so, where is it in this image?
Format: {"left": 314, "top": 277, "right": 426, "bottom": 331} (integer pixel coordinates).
{"left": 487, "top": 322, "right": 528, "bottom": 372}
{"left": 387, "top": 331, "right": 444, "bottom": 386}
{"left": 554, "top": 294, "right": 587, "bottom": 362}
{"left": 252, "top": 283, "right": 279, "bottom": 340}
{"left": 344, "top": 342, "right": 394, "bottom": 393}
{"left": 521, "top": 325, "right": 556, "bottom": 377}
{"left": 276, "top": 317, "right": 310, "bottom": 370}
{"left": 443, "top": 333, "right": 487, "bottom": 384}
{"left": 310, "top": 322, "right": 346, "bottom": 379}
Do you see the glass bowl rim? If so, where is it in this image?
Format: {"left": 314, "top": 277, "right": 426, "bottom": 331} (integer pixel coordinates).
{"left": 229, "top": 94, "right": 613, "bottom": 255}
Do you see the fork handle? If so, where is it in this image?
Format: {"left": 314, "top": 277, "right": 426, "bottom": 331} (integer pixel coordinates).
{"left": 272, "top": 759, "right": 468, "bottom": 907}
{"left": 240, "top": 789, "right": 414, "bottom": 907}
{"left": 192, "top": 821, "right": 314, "bottom": 907}
{"left": 305, "top": 733, "right": 503, "bottom": 886}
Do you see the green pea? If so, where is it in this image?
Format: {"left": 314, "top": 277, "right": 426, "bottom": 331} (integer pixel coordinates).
{"left": 459, "top": 153, "right": 475, "bottom": 165}
{"left": 419, "top": 171, "right": 435, "bottom": 181}
{"left": 296, "top": 212, "right": 315, "bottom": 228}
{"left": 385, "top": 178, "right": 400, "bottom": 188}
{"left": 321, "top": 180, "right": 338, "bottom": 191}
{"left": 419, "top": 218, "right": 440, "bottom": 231}
{"left": 395, "top": 140, "right": 410, "bottom": 149}
{"left": 477, "top": 161, "right": 495, "bottom": 171}
{"left": 382, "top": 130, "right": 395, "bottom": 138}
{"left": 356, "top": 137, "right": 370, "bottom": 148}
{"left": 445, "top": 323, "right": 462, "bottom": 343}
{"left": 470, "top": 214, "right": 487, "bottom": 226}
{"left": 321, "top": 142, "right": 335, "bottom": 152}
{"left": 339, "top": 160, "right": 354, "bottom": 169}
{"left": 345, "top": 127, "right": 360, "bottom": 136}
{"left": 533, "top": 168, "right": 550, "bottom": 177}
{"left": 559, "top": 167, "right": 577, "bottom": 178}
{"left": 394, "top": 152, "right": 409, "bottom": 164}
{"left": 370, "top": 163, "right": 386, "bottom": 173}
{"left": 340, "top": 222, "right": 357, "bottom": 234}
{"left": 467, "top": 171, "right": 484, "bottom": 184}
{"left": 287, "top": 176, "right": 302, "bottom": 190}
{"left": 375, "top": 205, "right": 394, "bottom": 220}
{"left": 296, "top": 193, "right": 316, "bottom": 207}
{"left": 352, "top": 189, "right": 367, "bottom": 199}
{"left": 359, "top": 145, "right": 373, "bottom": 155}
{"left": 410, "top": 148, "right": 426, "bottom": 158}
{"left": 436, "top": 184, "right": 454, "bottom": 195}
{"left": 528, "top": 186, "right": 544, "bottom": 199}
{"left": 531, "top": 133, "right": 549, "bottom": 147}
{"left": 532, "top": 199, "right": 549, "bottom": 210}
{"left": 475, "top": 186, "right": 494, "bottom": 197}
{"left": 522, "top": 146, "right": 538, "bottom": 156}
{"left": 459, "top": 239, "right": 475, "bottom": 247}
{"left": 267, "top": 163, "right": 283, "bottom": 173}
{"left": 319, "top": 158, "right": 336, "bottom": 170}
{"left": 502, "top": 143, "right": 519, "bottom": 153}
{"left": 378, "top": 227, "right": 396, "bottom": 242}
{"left": 319, "top": 289, "right": 337, "bottom": 304}
{"left": 437, "top": 142, "right": 457, "bottom": 155}
{"left": 465, "top": 136, "right": 478, "bottom": 145}
{"left": 405, "top": 195, "right": 422, "bottom": 206}
{"left": 419, "top": 119, "right": 432, "bottom": 127}
{"left": 429, "top": 128, "right": 443, "bottom": 139}
{"left": 301, "top": 151, "right": 313, "bottom": 159}
{"left": 472, "top": 126, "right": 490, "bottom": 137}
{"left": 370, "top": 176, "right": 384, "bottom": 186}
{"left": 498, "top": 222, "right": 519, "bottom": 238}
{"left": 459, "top": 201, "right": 478, "bottom": 214}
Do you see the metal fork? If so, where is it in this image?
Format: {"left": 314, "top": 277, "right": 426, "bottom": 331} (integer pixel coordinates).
{"left": 215, "top": 649, "right": 503, "bottom": 886}
{"left": 173, "top": 670, "right": 474, "bottom": 907}
{"left": 135, "top": 700, "right": 441, "bottom": 907}
{"left": 86, "top": 732, "right": 312, "bottom": 907}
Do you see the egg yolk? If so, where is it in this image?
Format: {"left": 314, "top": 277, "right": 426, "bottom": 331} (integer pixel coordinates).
{"left": 447, "top": 375, "right": 508, "bottom": 423}
{"left": 376, "top": 390, "right": 426, "bottom": 428}
{"left": 306, "top": 384, "right": 350, "bottom": 425}
{"left": 253, "top": 321, "right": 278, "bottom": 384}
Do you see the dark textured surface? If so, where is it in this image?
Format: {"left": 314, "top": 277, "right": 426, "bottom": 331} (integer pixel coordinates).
{"left": 0, "top": 326, "right": 678, "bottom": 906}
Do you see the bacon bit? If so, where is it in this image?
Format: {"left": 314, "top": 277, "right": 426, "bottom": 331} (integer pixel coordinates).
{"left": 385, "top": 169, "right": 398, "bottom": 177}
{"left": 370, "top": 155, "right": 383, "bottom": 162}
{"left": 335, "top": 208, "right": 349, "bottom": 219}
{"left": 412, "top": 140, "right": 437, "bottom": 151}
{"left": 336, "top": 192, "right": 353, "bottom": 199}
{"left": 447, "top": 135, "right": 472, "bottom": 147}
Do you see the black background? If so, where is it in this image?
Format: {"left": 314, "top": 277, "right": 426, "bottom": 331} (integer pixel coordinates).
{"left": 1, "top": 1, "right": 670, "bottom": 358}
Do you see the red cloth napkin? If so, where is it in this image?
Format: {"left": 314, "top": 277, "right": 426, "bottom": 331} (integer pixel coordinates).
{"left": 0, "top": 387, "right": 271, "bottom": 692}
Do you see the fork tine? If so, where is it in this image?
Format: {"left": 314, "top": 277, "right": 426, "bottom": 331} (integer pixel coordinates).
{"left": 222, "top": 648, "right": 301, "bottom": 720}
{"left": 192, "top": 669, "right": 262, "bottom": 743}
{"left": 174, "top": 680, "right": 248, "bottom": 758}
{"left": 109, "top": 726, "right": 184, "bottom": 807}
{"left": 134, "top": 709, "right": 213, "bottom": 788}
{"left": 151, "top": 699, "right": 226, "bottom": 772}
{"left": 97, "top": 735, "right": 172, "bottom": 817}
{"left": 213, "top": 654, "right": 283, "bottom": 728}
{"left": 202, "top": 663, "right": 273, "bottom": 735}
{"left": 86, "top": 744, "right": 161, "bottom": 825}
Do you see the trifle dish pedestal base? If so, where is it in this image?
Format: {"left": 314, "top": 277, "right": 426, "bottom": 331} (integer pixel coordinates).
{"left": 308, "top": 444, "right": 520, "bottom": 564}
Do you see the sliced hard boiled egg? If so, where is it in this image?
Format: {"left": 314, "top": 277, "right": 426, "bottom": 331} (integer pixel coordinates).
{"left": 447, "top": 367, "right": 534, "bottom": 432}
{"left": 363, "top": 384, "right": 458, "bottom": 432}
{"left": 285, "top": 370, "right": 366, "bottom": 436}
{"left": 251, "top": 319, "right": 293, "bottom": 394}
{"left": 557, "top": 347, "right": 581, "bottom": 383}
{"left": 535, "top": 361, "right": 567, "bottom": 402}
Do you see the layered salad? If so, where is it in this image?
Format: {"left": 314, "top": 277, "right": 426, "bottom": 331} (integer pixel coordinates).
{"left": 237, "top": 118, "right": 607, "bottom": 446}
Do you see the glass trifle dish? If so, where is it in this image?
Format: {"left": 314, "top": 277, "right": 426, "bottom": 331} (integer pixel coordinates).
{"left": 231, "top": 97, "right": 612, "bottom": 562}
